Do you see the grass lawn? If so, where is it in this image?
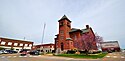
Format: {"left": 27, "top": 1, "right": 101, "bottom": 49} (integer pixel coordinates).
{"left": 55, "top": 53, "right": 107, "bottom": 59}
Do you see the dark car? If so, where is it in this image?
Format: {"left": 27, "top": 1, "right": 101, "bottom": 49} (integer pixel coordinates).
{"left": 29, "top": 50, "right": 40, "bottom": 55}
{"left": 20, "top": 49, "right": 27, "bottom": 53}
{"left": 5, "top": 50, "right": 17, "bottom": 54}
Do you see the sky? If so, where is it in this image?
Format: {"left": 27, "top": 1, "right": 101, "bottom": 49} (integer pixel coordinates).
{"left": 0, "top": 0, "right": 125, "bottom": 48}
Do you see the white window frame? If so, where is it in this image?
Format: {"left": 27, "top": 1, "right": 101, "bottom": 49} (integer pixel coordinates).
{"left": 8, "top": 42, "right": 12, "bottom": 45}
{"left": 1, "top": 41, "right": 6, "bottom": 45}
{"left": 52, "top": 46, "right": 53, "bottom": 48}
{"left": 25, "top": 44, "right": 28, "bottom": 47}
{"left": 29, "top": 44, "right": 32, "bottom": 47}
{"left": 14, "top": 43, "right": 18, "bottom": 46}
{"left": 20, "top": 43, "right": 23, "bottom": 46}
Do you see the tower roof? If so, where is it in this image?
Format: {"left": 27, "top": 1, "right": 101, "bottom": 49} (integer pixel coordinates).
{"left": 58, "top": 15, "right": 71, "bottom": 22}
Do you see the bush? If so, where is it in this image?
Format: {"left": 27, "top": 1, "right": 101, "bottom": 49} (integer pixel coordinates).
{"left": 79, "top": 50, "right": 86, "bottom": 54}
{"left": 66, "top": 50, "right": 76, "bottom": 54}
{"left": 90, "top": 50, "right": 102, "bottom": 54}
{"left": 0, "top": 47, "right": 5, "bottom": 50}
{"left": 52, "top": 50, "right": 55, "bottom": 53}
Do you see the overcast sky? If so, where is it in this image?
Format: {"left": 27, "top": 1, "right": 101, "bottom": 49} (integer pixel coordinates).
{"left": 0, "top": 0, "right": 125, "bottom": 48}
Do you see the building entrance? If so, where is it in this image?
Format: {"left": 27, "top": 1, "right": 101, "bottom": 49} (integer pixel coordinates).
{"left": 61, "top": 43, "right": 64, "bottom": 51}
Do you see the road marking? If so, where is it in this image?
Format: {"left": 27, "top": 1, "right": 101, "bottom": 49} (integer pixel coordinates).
{"left": 1, "top": 56, "right": 5, "bottom": 58}
{"left": 19, "top": 56, "right": 23, "bottom": 57}
{"left": 121, "top": 56, "right": 125, "bottom": 58}
{"left": 23, "top": 56, "right": 27, "bottom": 57}
{"left": 32, "top": 56, "right": 38, "bottom": 57}
{"left": 29, "top": 56, "right": 32, "bottom": 57}
{"left": 106, "top": 56, "right": 110, "bottom": 57}
{"left": 113, "top": 56, "right": 117, "bottom": 58}
{"left": 7, "top": 56, "right": 11, "bottom": 58}
{"left": 66, "top": 58, "right": 74, "bottom": 60}
{"left": 13, "top": 56, "right": 17, "bottom": 57}
{"left": 19, "top": 56, "right": 28, "bottom": 57}
{"left": 38, "top": 55, "right": 41, "bottom": 56}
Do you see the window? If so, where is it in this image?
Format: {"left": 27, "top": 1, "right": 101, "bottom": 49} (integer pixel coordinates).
{"left": 60, "top": 30, "right": 64, "bottom": 35}
{"left": 29, "top": 44, "right": 32, "bottom": 47}
{"left": 8, "top": 42, "right": 12, "bottom": 45}
{"left": 60, "top": 22, "right": 63, "bottom": 25}
{"left": 60, "top": 36, "right": 64, "bottom": 40}
{"left": 74, "top": 35, "right": 77, "bottom": 40}
{"left": 20, "top": 43, "right": 23, "bottom": 46}
{"left": 71, "top": 42, "right": 72, "bottom": 45}
{"left": 25, "top": 44, "right": 28, "bottom": 47}
{"left": 52, "top": 46, "right": 53, "bottom": 48}
{"left": 14, "top": 43, "right": 18, "bottom": 46}
{"left": 1, "top": 41, "right": 6, "bottom": 45}
{"left": 67, "top": 42, "right": 69, "bottom": 45}
{"left": 67, "top": 22, "right": 70, "bottom": 27}
{"left": 59, "top": 22, "right": 64, "bottom": 26}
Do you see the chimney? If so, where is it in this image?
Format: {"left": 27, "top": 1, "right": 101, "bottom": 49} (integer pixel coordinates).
{"left": 86, "top": 25, "right": 89, "bottom": 29}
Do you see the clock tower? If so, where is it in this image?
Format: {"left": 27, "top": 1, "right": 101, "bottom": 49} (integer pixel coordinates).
{"left": 57, "top": 15, "right": 73, "bottom": 51}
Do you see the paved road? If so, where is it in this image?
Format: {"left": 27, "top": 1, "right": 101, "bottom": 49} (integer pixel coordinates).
{"left": 0, "top": 54, "right": 100, "bottom": 61}
{"left": 102, "top": 52, "right": 125, "bottom": 61}
{"left": 0, "top": 52, "right": 125, "bottom": 61}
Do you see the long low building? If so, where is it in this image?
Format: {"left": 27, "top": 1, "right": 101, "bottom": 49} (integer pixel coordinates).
{"left": 33, "top": 43, "right": 55, "bottom": 53}
{"left": 0, "top": 37, "right": 33, "bottom": 51}
{"left": 100, "top": 41, "right": 120, "bottom": 52}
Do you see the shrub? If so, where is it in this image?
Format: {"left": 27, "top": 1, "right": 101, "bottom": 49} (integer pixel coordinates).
{"left": 66, "top": 50, "right": 76, "bottom": 54}
{"left": 79, "top": 50, "right": 86, "bottom": 54}
{"left": 90, "top": 50, "right": 102, "bottom": 54}
{"left": 52, "top": 50, "right": 55, "bottom": 53}
{"left": 0, "top": 47, "right": 5, "bottom": 50}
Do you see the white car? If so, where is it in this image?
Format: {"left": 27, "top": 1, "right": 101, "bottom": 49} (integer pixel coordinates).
{"left": 1, "top": 50, "right": 8, "bottom": 54}
{"left": 0, "top": 51, "right": 2, "bottom": 54}
{"left": 122, "top": 50, "right": 125, "bottom": 52}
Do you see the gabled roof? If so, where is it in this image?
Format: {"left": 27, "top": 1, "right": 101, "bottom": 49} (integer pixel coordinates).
{"left": 81, "top": 29, "right": 89, "bottom": 33}
{"left": 61, "top": 15, "right": 68, "bottom": 19}
{"left": 58, "top": 15, "right": 71, "bottom": 22}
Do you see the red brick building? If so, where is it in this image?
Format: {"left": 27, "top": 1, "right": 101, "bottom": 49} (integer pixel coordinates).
{"left": 54, "top": 15, "right": 97, "bottom": 51}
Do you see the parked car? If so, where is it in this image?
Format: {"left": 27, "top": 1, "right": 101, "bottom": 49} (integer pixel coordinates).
{"left": 29, "top": 50, "right": 40, "bottom": 55}
{"left": 1, "top": 50, "right": 8, "bottom": 54}
{"left": 0, "top": 51, "right": 3, "bottom": 54}
{"left": 5, "top": 50, "right": 17, "bottom": 54}
{"left": 20, "top": 51, "right": 27, "bottom": 56}
{"left": 19, "top": 49, "right": 29, "bottom": 53}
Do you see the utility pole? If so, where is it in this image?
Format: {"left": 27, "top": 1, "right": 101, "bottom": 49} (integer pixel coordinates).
{"left": 22, "top": 37, "right": 25, "bottom": 50}
{"left": 24, "top": 37, "right": 25, "bottom": 40}
{"left": 40, "top": 23, "right": 46, "bottom": 54}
